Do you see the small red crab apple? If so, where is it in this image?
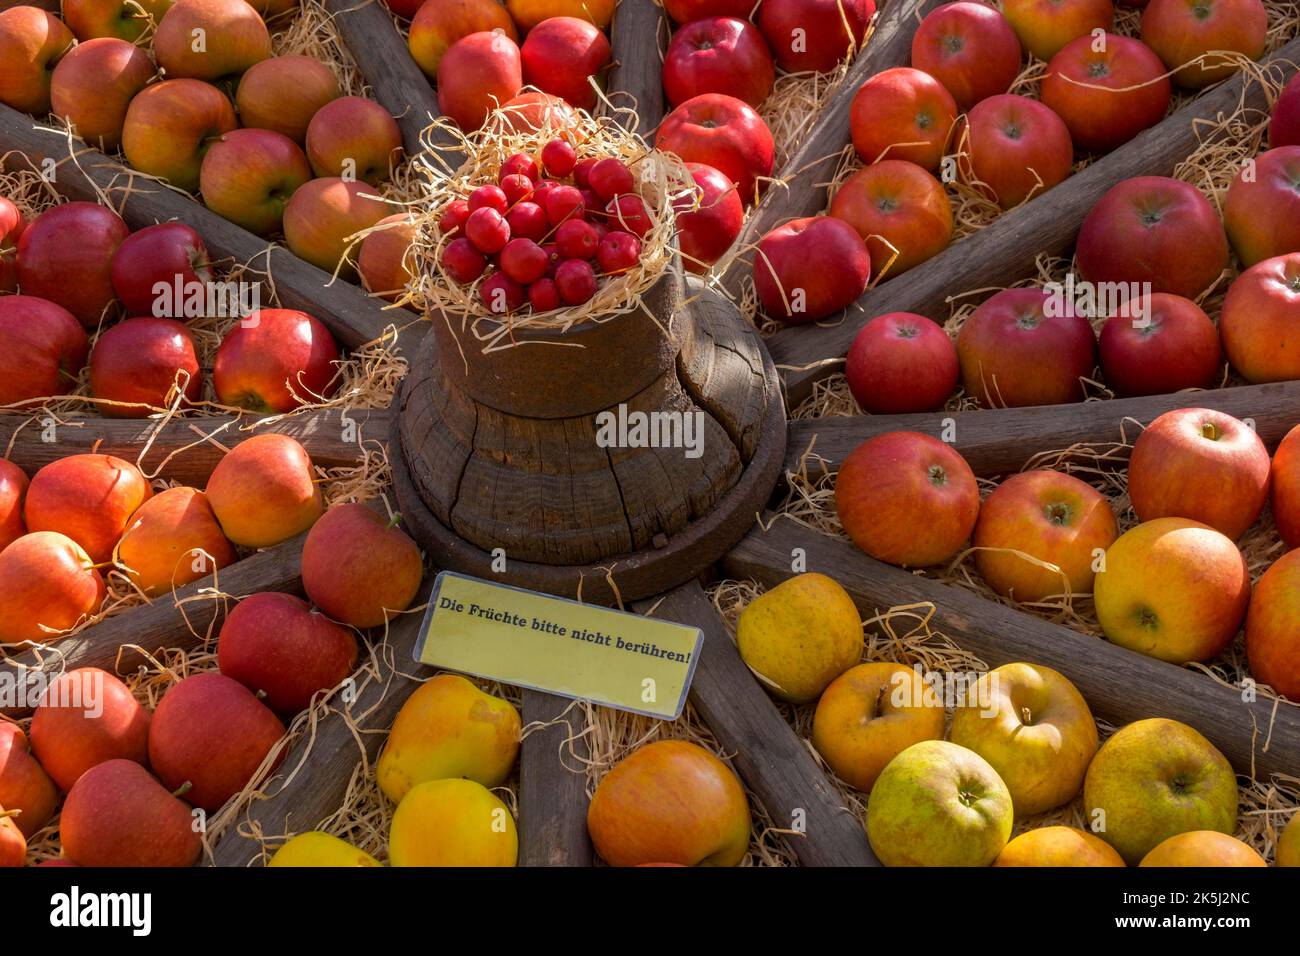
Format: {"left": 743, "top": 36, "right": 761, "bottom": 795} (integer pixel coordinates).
{"left": 501, "top": 152, "right": 539, "bottom": 181}
{"left": 556, "top": 219, "right": 599, "bottom": 259}
{"left": 440, "top": 199, "right": 470, "bottom": 236}
{"left": 544, "top": 185, "right": 586, "bottom": 226}
{"left": 753, "top": 216, "right": 871, "bottom": 324}
{"left": 597, "top": 232, "right": 641, "bottom": 273}
{"left": 541, "top": 138, "right": 577, "bottom": 177}
{"left": 481, "top": 272, "right": 526, "bottom": 313}
{"left": 555, "top": 259, "right": 598, "bottom": 304}
{"left": 500, "top": 173, "right": 534, "bottom": 206}
{"left": 499, "top": 238, "right": 550, "bottom": 284}
{"left": 507, "top": 201, "right": 549, "bottom": 242}
{"left": 529, "top": 277, "right": 562, "bottom": 311}
{"left": 588, "top": 158, "right": 636, "bottom": 202}
{"left": 469, "top": 184, "right": 509, "bottom": 213}
{"left": 464, "top": 206, "right": 511, "bottom": 254}
{"left": 606, "top": 195, "right": 653, "bottom": 238}
{"left": 845, "top": 312, "right": 958, "bottom": 414}
{"left": 441, "top": 238, "right": 487, "bottom": 284}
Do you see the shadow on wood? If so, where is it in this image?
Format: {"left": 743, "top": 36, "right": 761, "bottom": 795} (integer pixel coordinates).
{"left": 519, "top": 691, "right": 592, "bottom": 866}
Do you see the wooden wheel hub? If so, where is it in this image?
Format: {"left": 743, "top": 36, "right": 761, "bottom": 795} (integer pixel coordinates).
{"left": 393, "top": 276, "right": 787, "bottom": 604}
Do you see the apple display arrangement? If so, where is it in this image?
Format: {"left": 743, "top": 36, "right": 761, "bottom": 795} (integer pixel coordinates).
{"left": 0, "top": 0, "right": 1299, "bottom": 880}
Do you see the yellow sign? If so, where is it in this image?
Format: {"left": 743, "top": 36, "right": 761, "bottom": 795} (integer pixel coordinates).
{"left": 415, "top": 572, "right": 703, "bottom": 720}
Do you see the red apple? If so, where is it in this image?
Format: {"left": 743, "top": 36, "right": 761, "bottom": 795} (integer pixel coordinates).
{"left": 24, "top": 454, "right": 153, "bottom": 564}
{"left": 1219, "top": 253, "right": 1300, "bottom": 384}
{"left": 0, "top": 721, "right": 57, "bottom": 838}
{"left": 199, "top": 128, "right": 311, "bottom": 236}
{"left": 0, "top": 459, "right": 27, "bottom": 552}
{"left": 437, "top": 30, "right": 523, "bottom": 131}
{"left": 663, "top": 0, "right": 756, "bottom": 23}
{"left": 849, "top": 67, "right": 958, "bottom": 170}
{"left": 1128, "top": 407, "right": 1270, "bottom": 540}
{"left": 1245, "top": 548, "right": 1300, "bottom": 699}
{"left": 1223, "top": 146, "right": 1300, "bottom": 268}
{"left": 90, "top": 317, "right": 202, "bottom": 417}
{"left": 0, "top": 196, "right": 24, "bottom": 293}
{"left": 300, "top": 502, "right": 424, "bottom": 628}
{"left": 1098, "top": 292, "right": 1221, "bottom": 396}
{"left": 912, "top": 2, "right": 1023, "bottom": 111}
{"left": 521, "top": 15, "right": 612, "bottom": 111}
{"left": 29, "top": 667, "right": 150, "bottom": 791}
{"left": 498, "top": 90, "right": 578, "bottom": 133}
{"left": 0, "top": 295, "right": 89, "bottom": 407}
{"left": 205, "top": 433, "right": 322, "bottom": 548}
{"left": 218, "top": 591, "right": 358, "bottom": 713}
{"left": 845, "top": 312, "right": 958, "bottom": 413}
{"left": 153, "top": 0, "right": 271, "bottom": 84}
{"left": 0, "top": 6, "right": 74, "bottom": 114}
{"left": 966, "top": 93, "right": 1073, "bottom": 208}
{"left": 63, "top": 0, "right": 174, "bottom": 44}
{"left": 1041, "top": 34, "right": 1171, "bottom": 153}
{"left": 1003, "top": 0, "right": 1114, "bottom": 61}
{"left": 835, "top": 431, "right": 980, "bottom": 567}
{"left": 1270, "top": 424, "right": 1300, "bottom": 549}
{"left": 49, "top": 37, "right": 155, "bottom": 152}
{"left": 757, "top": 0, "right": 876, "bottom": 73}
{"left": 753, "top": 216, "right": 870, "bottom": 323}
{"left": 674, "top": 162, "right": 743, "bottom": 272}
{"left": 16, "top": 201, "right": 129, "bottom": 327}
{"left": 148, "top": 672, "right": 284, "bottom": 811}
{"left": 1273, "top": 74, "right": 1300, "bottom": 148}
{"left": 110, "top": 222, "right": 214, "bottom": 319}
{"left": 115, "top": 485, "right": 235, "bottom": 594}
{"left": 282, "top": 177, "right": 391, "bottom": 277}
{"left": 213, "top": 308, "right": 340, "bottom": 412}
{"left": 662, "top": 17, "right": 774, "bottom": 110}
{"left": 305, "top": 96, "right": 404, "bottom": 186}
{"left": 0, "top": 532, "right": 105, "bottom": 644}
{"left": 955, "top": 287, "right": 1097, "bottom": 407}
{"left": 1141, "top": 0, "right": 1266, "bottom": 88}
{"left": 828, "top": 159, "right": 953, "bottom": 276}
{"left": 386, "top": 0, "right": 427, "bottom": 18}
{"left": 408, "top": 0, "right": 518, "bottom": 79}
{"left": 60, "top": 759, "right": 202, "bottom": 868}
{"left": 656, "top": 93, "right": 776, "bottom": 204}
{"left": 1075, "top": 176, "right": 1228, "bottom": 299}
{"left": 359, "top": 213, "right": 418, "bottom": 302}
{"left": 235, "top": 54, "right": 340, "bottom": 144}
{"left": 121, "top": 78, "right": 239, "bottom": 192}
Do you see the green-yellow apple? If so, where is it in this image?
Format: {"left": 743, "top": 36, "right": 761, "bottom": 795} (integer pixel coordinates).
{"left": 1128, "top": 407, "right": 1270, "bottom": 540}
{"left": 994, "top": 826, "right": 1126, "bottom": 866}
{"left": 973, "top": 469, "right": 1118, "bottom": 603}
{"left": 234, "top": 54, "right": 339, "bottom": 144}
{"left": 866, "top": 739, "right": 1014, "bottom": 866}
{"left": 199, "top": 128, "right": 311, "bottom": 235}
{"left": 1140, "top": 830, "right": 1266, "bottom": 867}
{"left": 377, "top": 674, "right": 520, "bottom": 803}
{"left": 587, "top": 740, "right": 750, "bottom": 867}
{"left": 950, "top": 662, "right": 1098, "bottom": 816}
{"left": 1279, "top": 813, "right": 1300, "bottom": 866}
{"left": 50, "top": 37, "right": 155, "bottom": 152}
{"left": 267, "top": 831, "right": 380, "bottom": 867}
{"left": 1084, "top": 717, "right": 1237, "bottom": 865}
{"left": 305, "top": 96, "right": 404, "bottom": 185}
{"left": 736, "top": 572, "right": 862, "bottom": 703}
{"left": 812, "top": 662, "right": 945, "bottom": 792}
{"left": 282, "top": 177, "right": 390, "bottom": 277}
{"left": 64, "top": 0, "right": 174, "bottom": 43}
{"left": 0, "top": 6, "right": 74, "bottom": 114}
{"left": 1094, "top": 517, "right": 1249, "bottom": 663}
{"left": 121, "top": 78, "right": 238, "bottom": 192}
{"left": 1245, "top": 548, "right": 1300, "bottom": 701}
{"left": 153, "top": 0, "right": 271, "bottom": 85}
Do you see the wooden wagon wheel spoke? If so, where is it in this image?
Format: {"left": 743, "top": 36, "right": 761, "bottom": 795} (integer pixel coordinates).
{"left": 770, "top": 33, "right": 1300, "bottom": 405}
{"left": 724, "top": 515, "right": 1300, "bottom": 782}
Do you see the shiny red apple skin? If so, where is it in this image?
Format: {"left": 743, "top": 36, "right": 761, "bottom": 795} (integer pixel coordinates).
{"left": 16, "top": 201, "right": 130, "bottom": 328}
{"left": 753, "top": 216, "right": 871, "bottom": 324}
{"left": 662, "top": 17, "right": 775, "bottom": 109}
{"left": 674, "top": 163, "right": 744, "bottom": 273}
{"left": 846, "top": 312, "right": 958, "bottom": 413}
{"left": 1097, "top": 293, "right": 1222, "bottom": 397}
{"left": 89, "top": 317, "right": 202, "bottom": 417}
{"left": 911, "top": 2, "right": 1023, "bottom": 111}
{"left": 110, "top": 222, "right": 214, "bottom": 319}
{"left": 656, "top": 93, "right": 776, "bottom": 204}
{"left": 213, "top": 308, "right": 341, "bottom": 413}
{"left": 0, "top": 296, "right": 89, "bottom": 407}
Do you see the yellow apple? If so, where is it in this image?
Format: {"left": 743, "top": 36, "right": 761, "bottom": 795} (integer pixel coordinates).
{"left": 995, "top": 826, "right": 1126, "bottom": 866}
{"left": 866, "top": 740, "right": 1014, "bottom": 866}
{"left": 376, "top": 674, "right": 520, "bottom": 804}
{"left": 1139, "top": 831, "right": 1266, "bottom": 867}
{"left": 1093, "top": 517, "right": 1250, "bottom": 663}
{"left": 736, "top": 572, "right": 862, "bottom": 703}
{"left": 1084, "top": 718, "right": 1238, "bottom": 865}
{"left": 389, "top": 778, "right": 517, "bottom": 867}
{"left": 811, "top": 662, "right": 945, "bottom": 792}
{"left": 950, "top": 662, "right": 1098, "bottom": 816}
{"left": 1278, "top": 814, "right": 1300, "bottom": 866}
{"left": 267, "top": 831, "right": 380, "bottom": 867}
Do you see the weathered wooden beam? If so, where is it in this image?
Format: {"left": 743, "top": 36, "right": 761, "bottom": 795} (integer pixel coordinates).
{"left": 0, "top": 407, "right": 391, "bottom": 485}
{"left": 606, "top": 0, "right": 666, "bottom": 135}
{"left": 769, "top": 34, "right": 1300, "bottom": 405}
{"left": 785, "top": 380, "right": 1300, "bottom": 478}
{"left": 724, "top": 517, "right": 1300, "bottom": 781}
{"left": 635, "top": 581, "right": 878, "bottom": 866}
{"left": 519, "top": 691, "right": 593, "bottom": 866}
{"left": 0, "top": 104, "right": 423, "bottom": 355}
{"left": 207, "top": 580, "right": 433, "bottom": 867}
{"left": 0, "top": 528, "right": 309, "bottom": 718}
{"left": 320, "top": 0, "right": 451, "bottom": 158}
{"left": 718, "top": 0, "right": 944, "bottom": 299}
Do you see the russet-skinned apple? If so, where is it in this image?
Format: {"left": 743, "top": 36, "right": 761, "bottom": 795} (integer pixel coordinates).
{"left": 1094, "top": 517, "right": 1250, "bottom": 662}
{"left": 49, "top": 37, "right": 155, "bottom": 152}
{"left": 122, "top": 78, "right": 238, "bottom": 192}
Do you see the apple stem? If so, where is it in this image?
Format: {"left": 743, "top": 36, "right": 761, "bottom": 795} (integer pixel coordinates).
{"left": 0, "top": 808, "right": 21, "bottom": 821}
{"left": 1021, "top": 706, "right": 1033, "bottom": 725}
{"left": 386, "top": 512, "right": 403, "bottom": 530}
{"left": 172, "top": 781, "right": 193, "bottom": 799}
